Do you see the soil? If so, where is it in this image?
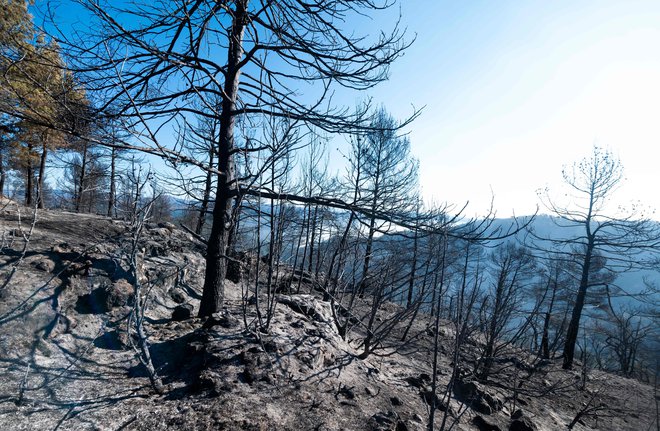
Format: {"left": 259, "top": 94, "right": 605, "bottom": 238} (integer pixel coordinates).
{"left": 0, "top": 203, "right": 656, "bottom": 430}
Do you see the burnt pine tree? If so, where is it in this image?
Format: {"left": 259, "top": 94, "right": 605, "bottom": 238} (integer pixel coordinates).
{"left": 353, "top": 108, "right": 419, "bottom": 292}
{"left": 537, "top": 146, "right": 660, "bottom": 369}
{"left": 59, "top": 0, "right": 412, "bottom": 317}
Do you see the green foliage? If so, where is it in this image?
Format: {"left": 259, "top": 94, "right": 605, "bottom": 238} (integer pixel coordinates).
{"left": 0, "top": 1, "right": 87, "bottom": 202}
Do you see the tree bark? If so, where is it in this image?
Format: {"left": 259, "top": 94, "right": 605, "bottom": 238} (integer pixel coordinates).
{"left": 107, "top": 147, "right": 116, "bottom": 217}
{"left": 76, "top": 141, "right": 89, "bottom": 212}
{"left": 540, "top": 278, "right": 558, "bottom": 359}
{"left": 199, "top": 1, "right": 246, "bottom": 317}
{"left": 25, "top": 142, "right": 33, "bottom": 206}
{"left": 196, "top": 144, "right": 214, "bottom": 235}
{"left": 563, "top": 239, "right": 593, "bottom": 369}
{"left": 36, "top": 142, "right": 48, "bottom": 209}
{"left": 406, "top": 221, "right": 419, "bottom": 308}
{"left": 0, "top": 144, "right": 5, "bottom": 197}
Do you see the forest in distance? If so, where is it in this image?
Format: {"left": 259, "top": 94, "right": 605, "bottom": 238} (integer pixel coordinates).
{"left": 1, "top": 1, "right": 659, "bottom": 430}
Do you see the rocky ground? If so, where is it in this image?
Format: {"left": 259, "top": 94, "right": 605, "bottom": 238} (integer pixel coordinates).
{"left": 0, "top": 201, "right": 657, "bottom": 430}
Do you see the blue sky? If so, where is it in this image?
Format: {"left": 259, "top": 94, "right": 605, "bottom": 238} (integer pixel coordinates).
{"left": 41, "top": 0, "right": 660, "bottom": 219}
{"left": 350, "top": 0, "right": 660, "bottom": 218}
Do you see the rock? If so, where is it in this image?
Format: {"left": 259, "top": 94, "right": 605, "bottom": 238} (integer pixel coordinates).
{"left": 169, "top": 288, "right": 187, "bottom": 304}
{"left": 203, "top": 311, "right": 239, "bottom": 329}
{"left": 172, "top": 303, "right": 194, "bottom": 321}
{"left": 35, "top": 258, "right": 56, "bottom": 273}
{"left": 420, "top": 390, "right": 451, "bottom": 412}
{"left": 509, "top": 410, "right": 537, "bottom": 431}
{"left": 368, "top": 411, "right": 408, "bottom": 431}
{"left": 106, "top": 279, "right": 135, "bottom": 309}
{"left": 51, "top": 243, "right": 71, "bottom": 253}
{"left": 144, "top": 240, "right": 166, "bottom": 257}
{"left": 94, "top": 329, "right": 130, "bottom": 350}
{"left": 473, "top": 415, "right": 503, "bottom": 431}
{"left": 338, "top": 385, "right": 355, "bottom": 399}
{"left": 365, "top": 386, "right": 377, "bottom": 396}
{"left": 454, "top": 378, "right": 503, "bottom": 414}
{"left": 405, "top": 373, "right": 431, "bottom": 389}
{"left": 278, "top": 295, "right": 334, "bottom": 326}
{"left": 158, "top": 221, "right": 176, "bottom": 232}
{"left": 390, "top": 396, "right": 402, "bottom": 406}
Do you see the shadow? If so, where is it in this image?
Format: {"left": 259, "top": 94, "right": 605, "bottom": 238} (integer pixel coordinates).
{"left": 93, "top": 330, "right": 126, "bottom": 351}
{"left": 75, "top": 287, "right": 110, "bottom": 315}
{"left": 127, "top": 331, "right": 205, "bottom": 395}
{"left": 143, "top": 316, "right": 172, "bottom": 325}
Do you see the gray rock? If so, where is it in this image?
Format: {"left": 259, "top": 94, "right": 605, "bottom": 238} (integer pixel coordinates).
{"left": 368, "top": 411, "right": 408, "bottom": 431}
{"left": 454, "top": 378, "right": 503, "bottom": 414}
{"left": 420, "top": 390, "right": 451, "bottom": 413}
{"left": 158, "top": 221, "right": 176, "bottom": 232}
{"left": 203, "top": 311, "right": 239, "bottom": 329}
{"left": 510, "top": 410, "right": 537, "bottom": 431}
{"left": 51, "top": 243, "right": 71, "bottom": 253}
{"left": 35, "top": 258, "right": 56, "bottom": 272}
{"left": 405, "top": 373, "right": 431, "bottom": 389}
{"left": 169, "top": 288, "right": 187, "bottom": 304}
{"left": 473, "top": 414, "right": 503, "bottom": 431}
{"left": 172, "top": 303, "right": 194, "bottom": 321}
{"left": 105, "top": 279, "right": 135, "bottom": 309}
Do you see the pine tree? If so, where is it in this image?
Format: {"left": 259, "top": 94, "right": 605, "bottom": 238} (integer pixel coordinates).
{"left": 1, "top": 2, "right": 87, "bottom": 206}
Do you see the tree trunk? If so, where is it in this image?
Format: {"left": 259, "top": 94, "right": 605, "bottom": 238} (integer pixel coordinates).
{"left": 360, "top": 168, "right": 381, "bottom": 294}
{"left": 0, "top": 144, "right": 5, "bottom": 197}
{"left": 107, "top": 147, "right": 116, "bottom": 217}
{"left": 196, "top": 144, "right": 214, "bottom": 235}
{"left": 76, "top": 141, "right": 89, "bottom": 212}
{"left": 307, "top": 204, "right": 318, "bottom": 273}
{"left": 406, "top": 225, "right": 419, "bottom": 308}
{"left": 540, "top": 278, "right": 558, "bottom": 359}
{"left": 359, "top": 215, "right": 377, "bottom": 293}
{"left": 37, "top": 142, "right": 48, "bottom": 209}
{"left": 199, "top": 1, "right": 246, "bottom": 318}
{"left": 563, "top": 240, "right": 593, "bottom": 369}
{"left": 36, "top": 143, "right": 48, "bottom": 209}
{"left": 25, "top": 142, "right": 34, "bottom": 206}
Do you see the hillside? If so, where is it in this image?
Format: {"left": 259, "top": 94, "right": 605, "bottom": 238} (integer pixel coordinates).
{"left": 0, "top": 204, "right": 657, "bottom": 431}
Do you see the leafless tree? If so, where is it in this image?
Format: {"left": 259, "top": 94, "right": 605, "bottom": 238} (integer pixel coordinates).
{"left": 351, "top": 108, "right": 419, "bottom": 293}
{"left": 536, "top": 146, "right": 660, "bottom": 369}
{"left": 53, "top": 0, "right": 414, "bottom": 318}
{"left": 475, "top": 243, "right": 537, "bottom": 381}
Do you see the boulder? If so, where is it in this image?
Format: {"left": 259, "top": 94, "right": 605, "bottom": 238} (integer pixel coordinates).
{"left": 172, "top": 303, "right": 194, "bottom": 321}
{"left": 473, "top": 415, "right": 503, "bottom": 431}
{"left": 169, "top": 288, "right": 187, "bottom": 304}
{"left": 368, "top": 411, "right": 408, "bottom": 431}
{"left": 35, "top": 258, "right": 56, "bottom": 273}
{"left": 405, "top": 373, "right": 431, "bottom": 389}
{"left": 509, "top": 410, "right": 537, "bottom": 431}
{"left": 454, "top": 378, "right": 503, "bottom": 415}
{"left": 158, "top": 221, "right": 176, "bottom": 232}
{"left": 105, "top": 279, "right": 135, "bottom": 309}
{"left": 420, "top": 390, "right": 451, "bottom": 413}
{"left": 203, "top": 311, "right": 239, "bottom": 329}
{"left": 51, "top": 243, "right": 71, "bottom": 254}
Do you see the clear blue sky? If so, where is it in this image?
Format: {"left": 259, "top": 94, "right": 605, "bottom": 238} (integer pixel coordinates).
{"left": 41, "top": 0, "right": 660, "bottom": 218}
{"left": 353, "top": 0, "right": 660, "bottom": 218}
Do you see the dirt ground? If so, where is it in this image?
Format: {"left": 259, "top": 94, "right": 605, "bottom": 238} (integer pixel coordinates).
{"left": 0, "top": 203, "right": 656, "bottom": 430}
